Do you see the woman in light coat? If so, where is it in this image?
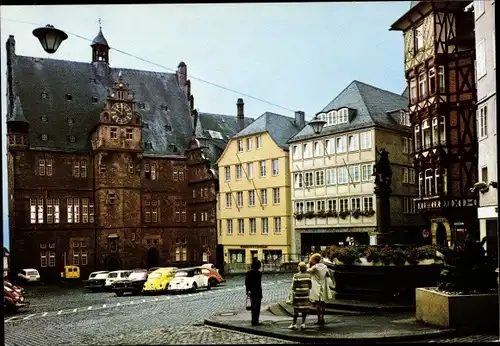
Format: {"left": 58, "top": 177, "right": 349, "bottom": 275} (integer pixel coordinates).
{"left": 307, "top": 253, "right": 333, "bottom": 325}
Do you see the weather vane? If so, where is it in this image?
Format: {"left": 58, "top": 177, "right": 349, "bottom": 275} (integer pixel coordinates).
{"left": 98, "top": 17, "right": 102, "bottom": 30}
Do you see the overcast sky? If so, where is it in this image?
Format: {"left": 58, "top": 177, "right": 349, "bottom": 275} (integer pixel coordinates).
{"left": 0, "top": 2, "right": 410, "bottom": 247}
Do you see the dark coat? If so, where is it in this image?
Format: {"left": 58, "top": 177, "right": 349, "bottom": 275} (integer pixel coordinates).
{"left": 245, "top": 269, "right": 262, "bottom": 299}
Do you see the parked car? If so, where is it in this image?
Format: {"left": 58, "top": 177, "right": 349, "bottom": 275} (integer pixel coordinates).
{"left": 17, "top": 269, "right": 40, "bottom": 283}
{"left": 104, "top": 270, "right": 132, "bottom": 289}
{"left": 201, "top": 263, "right": 219, "bottom": 273}
{"left": 167, "top": 267, "right": 210, "bottom": 292}
{"left": 83, "top": 271, "right": 109, "bottom": 292}
{"left": 4, "top": 284, "right": 29, "bottom": 313}
{"left": 60, "top": 265, "right": 80, "bottom": 284}
{"left": 201, "top": 267, "right": 225, "bottom": 286}
{"left": 4, "top": 279, "right": 25, "bottom": 295}
{"left": 112, "top": 269, "right": 148, "bottom": 296}
{"left": 147, "top": 267, "right": 160, "bottom": 275}
{"left": 143, "top": 267, "right": 177, "bottom": 294}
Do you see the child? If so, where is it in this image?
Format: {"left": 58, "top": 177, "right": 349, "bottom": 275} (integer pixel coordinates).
{"left": 288, "top": 262, "right": 312, "bottom": 330}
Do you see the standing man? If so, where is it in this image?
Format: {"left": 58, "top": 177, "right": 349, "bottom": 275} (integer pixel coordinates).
{"left": 245, "top": 259, "right": 263, "bottom": 326}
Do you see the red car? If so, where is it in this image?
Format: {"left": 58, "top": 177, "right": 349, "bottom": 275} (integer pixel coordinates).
{"left": 4, "top": 284, "right": 29, "bottom": 313}
{"left": 200, "top": 266, "right": 225, "bottom": 286}
{"left": 4, "top": 280, "right": 25, "bottom": 295}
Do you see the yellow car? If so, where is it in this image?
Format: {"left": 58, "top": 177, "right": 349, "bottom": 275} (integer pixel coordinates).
{"left": 143, "top": 267, "right": 177, "bottom": 294}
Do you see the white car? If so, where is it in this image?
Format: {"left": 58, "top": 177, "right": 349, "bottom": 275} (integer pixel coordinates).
{"left": 104, "top": 270, "right": 131, "bottom": 288}
{"left": 167, "top": 267, "right": 210, "bottom": 292}
{"left": 17, "top": 269, "right": 41, "bottom": 283}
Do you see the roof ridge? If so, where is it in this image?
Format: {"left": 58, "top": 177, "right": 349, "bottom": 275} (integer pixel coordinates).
{"left": 15, "top": 54, "right": 176, "bottom": 76}
{"left": 353, "top": 80, "right": 405, "bottom": 98}
{"left": 319, "top": 80, "right": 357, "bottom": 112}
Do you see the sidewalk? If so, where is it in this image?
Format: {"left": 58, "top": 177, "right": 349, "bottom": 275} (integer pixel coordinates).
{"left": 204, "top": 307, "right": 458, "bottom": 344}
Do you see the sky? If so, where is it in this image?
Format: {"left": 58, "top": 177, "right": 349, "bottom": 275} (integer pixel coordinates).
{"left": 0, "top": 2, "right": 410, "bottom": 248}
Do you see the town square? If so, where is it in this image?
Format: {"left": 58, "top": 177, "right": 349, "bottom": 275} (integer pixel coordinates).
{"left": 1, "top": 1, "right": 499, "bottom": 344}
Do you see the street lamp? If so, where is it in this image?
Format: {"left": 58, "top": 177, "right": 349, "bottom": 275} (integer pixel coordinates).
{"left": 32, "top": 25, "right": 68, "bottom": 54}
{"left": 308, "top": 115, "right": 327, "bottom": 134}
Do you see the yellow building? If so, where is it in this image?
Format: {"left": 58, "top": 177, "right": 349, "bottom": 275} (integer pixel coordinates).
{"left": 217, "top": 108, "right": 305, "bottom": 266}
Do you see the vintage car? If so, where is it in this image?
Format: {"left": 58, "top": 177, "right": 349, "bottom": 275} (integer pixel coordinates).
{"left": 167, "top": 267, "right": 211, "bottom": 292}
{"left": 83, "top": 271, "right": 110, "bottom": 292}
{"left": 147, "top": 267, "right": 160, "bottom": 275}
{"left": 112, "top": 269, "right": 148, "bottom": 296}
{"left": 17, "top": 268, "right": 41, "bottom": 283}
{"left": 143, "top": 267, "right": 177, "bottom": 294}
{"left": 201, "top": 267, "right": 225, "bottom": 286}
{"left": 104, "top": 270, "right": 132, "bottom": 289}
{"left": 4, "top": 284, "right": 29, "bottom": 313}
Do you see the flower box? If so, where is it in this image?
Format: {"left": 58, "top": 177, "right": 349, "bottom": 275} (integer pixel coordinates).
{"left": 416, "top": 287, "right": 499, "bottom": 331}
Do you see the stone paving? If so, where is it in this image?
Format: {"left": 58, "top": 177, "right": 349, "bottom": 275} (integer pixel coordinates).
{"left": 4, "top": 273, "right": 293, "bottom": 345}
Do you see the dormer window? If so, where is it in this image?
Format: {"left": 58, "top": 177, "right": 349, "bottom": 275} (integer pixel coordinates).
{"left": 68, "top": 118, "right": 74, "bottom": 125}
{"left": 327, "top": 111, "right": 337, "bottom": 126}
{"left": 41, "top": 134, "right": 48, "bottom": 141}
{"left": 142, "top": 123, "right": 149, "bottom": 129}
{"left": 400, "top": 110, "right": 411, "bottom": 126}
{"left": 41, "top": 92, "right": 48, "bottom": 99}
{"left": 162, "top": 105, "right": 168, "bottom": 111}
{"left": 40, "top": 115, "right": 48, "bottom": 122}
{"left": 144, "top": 141, "right": 153, "bottom": 150}
{"left": 165, "top": 125, "right": 172, "bottom": 132}
{"left": 91, "top": 96, "right": 99, "bottom": 103}
{"left": 138, "top": 102, "right": 146, "bottom": 110}
{"left": 66, "top": 94, "right": 73, "bottom": 101}
{"left": 68, "top": 135, "right": 76, "bottom": 143}
{"left": 168, "top": 144, "right": 177, "bottom": 152}
{"left": 338, "top": 109, "right": 348, "bottom": 124}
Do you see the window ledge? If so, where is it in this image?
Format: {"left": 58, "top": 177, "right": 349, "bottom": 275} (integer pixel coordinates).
{"left": 478, "top": 135, "right": 489, "bottom": 142}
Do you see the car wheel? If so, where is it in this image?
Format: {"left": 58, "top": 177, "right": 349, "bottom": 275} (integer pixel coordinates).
{"left": 116, "top": 290, "right": 124, "bottom": 297}
{"left": 208, "top": 278, "right": 217, "bottom": 287}
{"left": 191, "top": 283, "right": 197, "bottom": 292}
{"left": 207, "top": 281, "right": 212, "bottom": 290}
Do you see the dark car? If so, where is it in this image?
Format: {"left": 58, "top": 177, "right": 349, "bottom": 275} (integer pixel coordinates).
{"left": 83, "top": 271, "right": 110, "bottom": 292}
{"left": 112, "top": 269, "right": 148, "bottom": 296}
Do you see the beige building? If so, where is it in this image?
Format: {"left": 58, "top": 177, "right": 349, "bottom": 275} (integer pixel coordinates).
{"left": 288, "top": 81, "right": 424, "bottom": 254}
{"left": 474, "top": 0, "right": 497, "bottom": 258}
{"left": 217, "top": 107, "right": 304, "bottom": 267}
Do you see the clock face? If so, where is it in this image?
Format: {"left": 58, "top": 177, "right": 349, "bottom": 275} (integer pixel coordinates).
{"left": 110, "top": 102, "right": 133, "bottom": 124}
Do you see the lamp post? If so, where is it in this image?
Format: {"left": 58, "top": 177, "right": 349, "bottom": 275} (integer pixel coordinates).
{"left": 308, "top": 115, "right": 326, "bottom": 135}
{"left": 32, "top": 24, "right": 68, "bottom": 54}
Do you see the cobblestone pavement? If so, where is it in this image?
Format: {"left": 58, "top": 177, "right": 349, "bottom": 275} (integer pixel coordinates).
{"left": 5, "top": 273, "right": 293, "bottom": 345}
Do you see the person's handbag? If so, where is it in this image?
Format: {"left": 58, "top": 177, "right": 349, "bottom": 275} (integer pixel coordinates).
{"left": 245, "top": 294, "right": 252, "bottom": 311}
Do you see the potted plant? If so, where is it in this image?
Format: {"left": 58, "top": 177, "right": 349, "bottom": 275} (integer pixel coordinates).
{"left": 416, "top": 237, "right": 498, "bottom": 331}
{"left": 294, "top": 213, "right": 304, "bottom": 220}
{"left": 326, "top": 210, "right": 338, "bottom": 218}
{"left": 338, "top": 210, "right": 350, "bottom": 219}
{"left": 351, "top": 209, "right": 361, "bottom": 219}
{"left": 364, "top": 246, "right": 381, "bottom": 263}
{"left": 316, "top": 210, "right": 327, "bottom": 218}
{"left": 304, "top": 211, "right": 316, "bottom": 219}
{"left": 361, "top": 208, "right": 375, "bottom": 217}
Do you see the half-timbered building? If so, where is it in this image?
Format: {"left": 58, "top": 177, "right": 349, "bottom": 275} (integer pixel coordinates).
{"left": 6, "top": 28, "right": 252, "bottom": 281}
{"left": 391, "top": 0, "right": 478, "bottom": 245}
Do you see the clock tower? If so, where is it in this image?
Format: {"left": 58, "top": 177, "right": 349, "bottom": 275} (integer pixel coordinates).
{"left": 91, "top": 72, "right": 143, "bottom": 269}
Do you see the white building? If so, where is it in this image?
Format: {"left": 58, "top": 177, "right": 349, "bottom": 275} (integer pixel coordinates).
{"left": 288, "top": 81, "right": 424, "bottom": 254}
{"left": 474, "top": 0, "right": 497, "bottom": 257}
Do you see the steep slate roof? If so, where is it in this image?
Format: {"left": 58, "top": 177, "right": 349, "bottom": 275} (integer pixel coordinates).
{"left": 289, "top": 80, "right": 410, "bottom": 143}
{"left": 233, "top": 112, "right": 303, "bottom": 150}
{"left": 91, "top": 29, "right": 109, "bottom": 47}
{"left": 196, "top": 112, "right": 255, "bottom": 167}
{"left": 402, "top": 86, "right": 409, "bottom": 98}
{"left": 9, "top": 53, "right": 194, "bottom": 155}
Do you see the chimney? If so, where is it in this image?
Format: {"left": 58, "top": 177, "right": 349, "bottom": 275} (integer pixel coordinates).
{"left": 237, "top": 98, "right": 245, "bottom": 131}
{"left": 177, "top": 61, "right": 187, "bottom": 87}
{"left": 295, "top": 111, "right": 305, "bottom": 128}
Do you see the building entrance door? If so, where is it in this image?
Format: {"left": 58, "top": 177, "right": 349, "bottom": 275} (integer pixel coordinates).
{"left": 147, "top": 247, "right": 160, "bottom": 269}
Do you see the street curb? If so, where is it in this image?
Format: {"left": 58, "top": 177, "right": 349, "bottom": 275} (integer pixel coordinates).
{"left": 203, "top": 318, "right": 459, "bottom": 344}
